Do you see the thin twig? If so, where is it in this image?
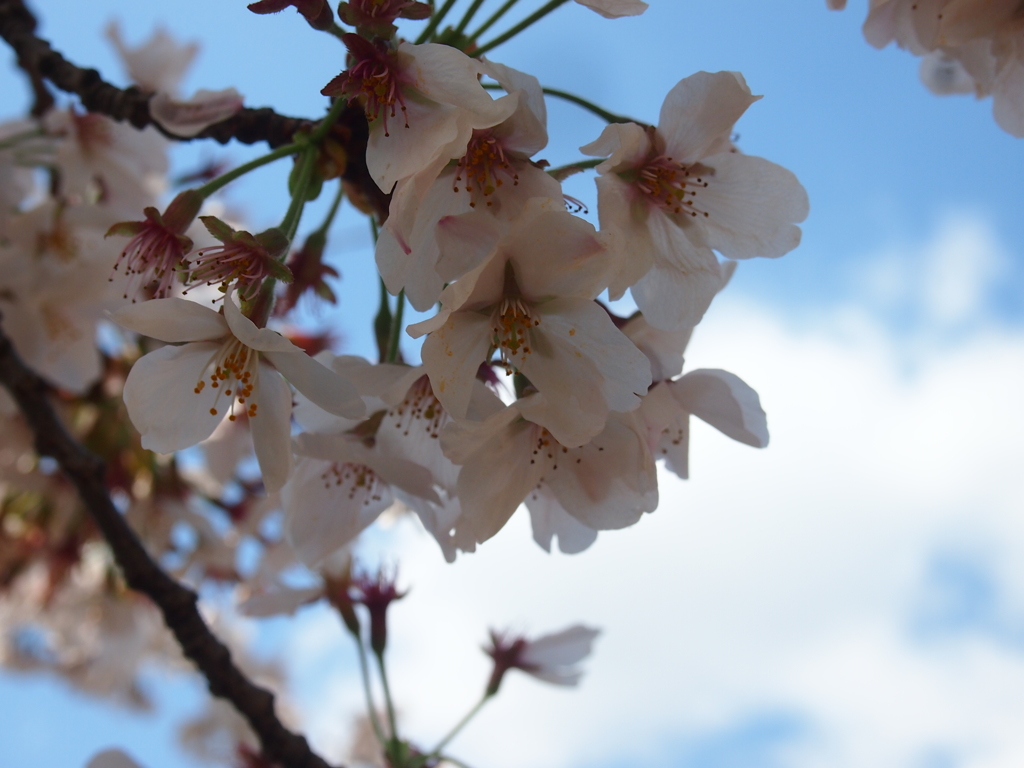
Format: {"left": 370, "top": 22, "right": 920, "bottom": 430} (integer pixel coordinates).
{"left": 0, "top": 315, "right": 340, "bottom": 768}
{"left": 0, "top": 0, "right": 391, "bottom": 219}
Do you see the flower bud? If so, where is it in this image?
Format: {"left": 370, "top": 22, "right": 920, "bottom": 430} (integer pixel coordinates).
{"left": 352, "top": 568, "right": 406, "bottom": 656}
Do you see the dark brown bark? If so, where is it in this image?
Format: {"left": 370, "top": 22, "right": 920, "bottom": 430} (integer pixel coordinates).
{"left": 0, "top": 318, "right": 338, "bottom": 768}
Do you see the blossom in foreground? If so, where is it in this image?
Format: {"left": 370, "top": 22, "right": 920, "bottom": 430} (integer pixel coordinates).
{"left": 410, "top": 197, "right": 651, "bottom": 447}
{"left": 640, "top": 370, "right": 769, "bottom": 480}
{"left": 323, "top": 35, "right": 514, "bottom": 193}
{"left": 107, "top": 190, "right": 202, "bottom": 300}
{"left": 441, "top": 393, "right": 657, "bottom": 545}
{"left": 582, "top": 71, "right": 808, "bottom": 330}
{"left": 377, "top": 59, "right": 562, "bottom": 310}
{"left": 485, "top": 625, "right": 601, "bottom": 695}
{"left": 113, "top": 293, "right": 364, "bottom": 492}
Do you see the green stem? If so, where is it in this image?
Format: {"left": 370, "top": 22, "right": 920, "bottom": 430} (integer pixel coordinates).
{"left": 428, "top": 694, "right": 492, "bottom": 758}
{"left": 471, "top": 0, "right": 570, "bottom": 57}
{"left": 313, "top": 96, "right": 348, "bottom": 143}
{"left": 452, "top": 0, "right": 486, "bottom": 37}
{"left": 540, "top": 86, "right": 637, "bottom": 124}
{"left": 375, "top": 650, "right": 400, "bottom": 749}
{"left": 467, "top": 0, "right": 520, "bottom": 40}
{"left": 386, "top": 290, "right": 405, "bottom": 363}
{"left": 315, "top": 181, "right": 346, "bottom": 237}
{"left": 327, "top": 22, "right": 348, "bottom": 41}
{"left": 416, "top": 0, "right": 459, "bottom": 43}
{"left": 355, "top": 636, "right": 388, "bottom": 745}
{"left": 194, "top": 142, "right": 302, "bottom": 199}
{"left": 547, "top": 157, "right": 604, "bottom": 177}
{"left": 279, "top": 149, "right": 317, "bottom": 242}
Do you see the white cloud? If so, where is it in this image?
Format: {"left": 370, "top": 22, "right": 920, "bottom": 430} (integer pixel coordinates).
{"left": 859, "top": 212, "right": 1009, "bottom": 329}
{"left": 288, "top": 217, "right": 1024, "bottom": 768}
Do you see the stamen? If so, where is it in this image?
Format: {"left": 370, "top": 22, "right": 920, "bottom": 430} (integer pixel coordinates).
{"left": 635, "top": 155, "right": 710, "bottom": 218}
{"left": 492, "top": 297, "right": 539, "bottom": 373}
{"left": 193, "top": 338, "right": 261, "bottom": 420}
{"left": 453, "top": 130, "right": 519, "bottom": 209}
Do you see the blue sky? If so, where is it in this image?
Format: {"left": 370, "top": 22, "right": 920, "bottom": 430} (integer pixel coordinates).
{"left": 2, "top": 1, "right": 1024, "bottom": 767}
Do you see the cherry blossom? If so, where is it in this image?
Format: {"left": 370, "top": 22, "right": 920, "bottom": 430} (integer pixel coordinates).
{"left": 323, "top": 35, "right": 514, "bottom": 193}
{"left": 410, "top": 197, "right": 651, "bottom": 447}
{"left": 441, "top": 393, "right": 657, "bottom": 546}
{"left": 112, "top": 293, "right": 364, "bottom": 492}
{"left": 377, "top": 59, "right": 561, "bottom": 310}
{"left": 582, "top": 71, "right": 808, "bottom": 330}
{"left": 485, "top": 624, "right": 601, "bottom": 694}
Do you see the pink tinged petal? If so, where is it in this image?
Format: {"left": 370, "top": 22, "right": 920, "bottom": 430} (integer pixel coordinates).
{"left": 239, "top": 586, "right": 324, "bottom": 617}
{"left": 449, "top": 415, "right": 544, "bottom": 543}
{"left": 581, "top": 121, "right": 652, "bottom": 173}
{"left": 671, "top": 369, "right": 769, "bottom": 448}
{"left": 622, "top": 314, "right": 693, "bottom": 382}
{"left": 520, "top": 625, "right": 601, "bottom": 685}
{"left": 421, "top": 311, "right": 494, "bottom": 419}
{"left": 122, "top": 341, "right": 224, "bottom": 453}
{"left": 658, "top": 71, "right": 761, "bottom": 162}
{"left": 434, "top": 208, "right": 502, "bottom": 284}
{"left": 250, "top": 363, "right": 294, "bottom": 493}
{"left": 264, "top": 349, "right": 365, "bottom": 419}
{"left": 697, "top": 152, "right": 808, "bottom": 260}
{"left": 535, "top": 298, "right": 652, "bottom": 414}
{"left": 284, "top": 457, "right": 394, "bottom": 567}
{"left": 294, "top": 432, "right": 440, "bottom": 503}
{"left": 632, "top": 211, "right": 725, "bottom": 330}
{"left": 479, "top": 61, "right": 549, "bottom": 156}
{"left": 593, "top": 174, "right": 655, "bottom": 298}
{"left": 640, "top": 382, "right": 690, "bottom": 478}
{"left": 150, "top": 88, "right": 244, "bottom": 138}
{"left": 111, "top": 298, "right": 227, "bottom": 342}
{"left": 506, "top": 201, "right": 611, "bottom": 300}
{"left": 222, "top": 293, "right": 300, "bottom": 353}
{"left": 402, "top": 43, "right": 507, "bottom": 119}
{"left": 526, "top": 489, "right": 598, "bottom": 554}
{"left": 548, "top": 414, "right": 657, "bottom": 530}
{"left": 573, "top": 0, "right": 648, "bottom": 18}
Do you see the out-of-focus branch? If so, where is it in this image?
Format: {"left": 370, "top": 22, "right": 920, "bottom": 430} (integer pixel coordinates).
{"left": 0, "top": 316, "right": 339, "bottom": 768}
{"left": 0, "top": 0, "right": 390, "bottom": 219}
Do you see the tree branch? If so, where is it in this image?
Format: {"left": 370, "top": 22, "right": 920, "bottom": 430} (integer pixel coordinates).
{"left": 0, "top": 0, "right": 391, "bottom": 219}
{"left": 0, "top": 316, "right": 339, "bottom": 768}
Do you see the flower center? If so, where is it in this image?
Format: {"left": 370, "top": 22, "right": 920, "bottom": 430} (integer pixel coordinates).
{"left": 193, "top": 338, "right": 259, "bottom": 420}
{"left": 635, "top": 156, "right": 709, "bottom": 218}
{"left": 388, "top": 375, "right": 446, "bottom": 438}
{"left": 113, "top": 223, "right": 186, "bottom": 301}
{"left": 492, "top": 297, "right": 539, "bottom": 372}
{"left": 321, "top": 462, "right": 385, "bottom": 504}
{"left": 188, "top": 241, "right": 273, "bottom": 301}
{"left": 452, "top": 131, "right": 518, "bottom": 208}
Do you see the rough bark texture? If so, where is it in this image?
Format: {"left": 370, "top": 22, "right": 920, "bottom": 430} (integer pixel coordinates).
{"left": 0, "top": 318, "right": 338, "bottom": 768}
{"left": 0, "top": 0, "right": 391, "bottom": 219}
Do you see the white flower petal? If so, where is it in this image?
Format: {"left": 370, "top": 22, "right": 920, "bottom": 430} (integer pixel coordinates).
{"left": 250, "top": 363, "right": 294, "bottom": 493}
{"left": 421, "top": 311, "right": 494, "bottom": 420}
{"left": 698, "top": 152, "right": 808, "bottom": 260}
{"left": 658, "top": 71, "right": 760, "bottom": 162}
{"left": 264, "top": 349, "right": 365, "bottom": 420}
{"left": 239, "top": 586, "right": 324, "bottom": 617}
{"left": 111, "top": 298, "right": 227, "bottom": 342}
{"left": 671, "top": 369, "right": 769, "bottom": 448}
{"left": 123, "top": 341, "right": 224, "bottom": 453}
{"left": 150, "top": 88, "right": 244, "bottom": 138}
{"left": 526, "top": 489, "right": 599, "bottom": 554}
{"left": 222, "top": 293, "right": 300, "bottom": 353}
{"left": 284, "top": 456, "right": 393, "bottom": 567}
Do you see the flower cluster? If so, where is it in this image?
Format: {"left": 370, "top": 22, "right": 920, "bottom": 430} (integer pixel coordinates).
{"left": 831, "top": 0, "right": 1024, "bottom": 136}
